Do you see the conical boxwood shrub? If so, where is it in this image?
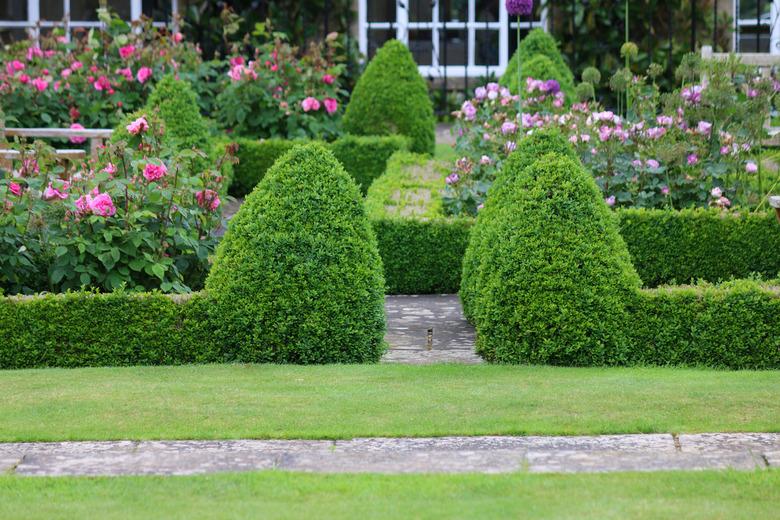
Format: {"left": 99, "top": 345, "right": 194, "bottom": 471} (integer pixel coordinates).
{"left": 472, "top": 153, "right": 642, "bottom": 366}
{"left": 460, "top": 129, "right": 577, "bottom": 323}
{"left": 500, "top": 29, "right": 574, "bottom": 96}
{"left": 343, "top": 40, "right": 435, "bottom": 155}
{"left": 113, "top": 75, "right": 210, "bottom": 152}
{"left": 205, "top": 143, "right": 386, "bottom": 363}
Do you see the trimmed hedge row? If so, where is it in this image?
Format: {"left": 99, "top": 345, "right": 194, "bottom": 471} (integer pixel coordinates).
{"left": 0, "top": 291, "right": 214, "bottom": 369}
{"left": 630, "top": 281, "right": 780, "bottom": 369}
{"left": 369, "top": 209, "right": 780, "bottom": 295}
{"left": 228, "top": 135, "right": 409, "bottom": 197}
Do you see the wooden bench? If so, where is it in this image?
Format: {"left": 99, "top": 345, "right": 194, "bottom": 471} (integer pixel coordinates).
{"left": 0, "top": 127, "right": 114, "bottom": 170}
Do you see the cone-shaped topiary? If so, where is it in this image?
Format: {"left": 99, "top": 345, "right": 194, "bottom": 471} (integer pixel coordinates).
{"left": 471, "top": 152, "right": 642, "bottom": 366}
{"left": 503, "top": 54, "right": 575, "bottom": 100}
{"left": 460, "top": 129, "right": 578, "bottom": 323}
{"left": 205, "top": 143, "right": 386, "bottom": 364}
{"left": 500, "top": 29, "right": 574, "bottom": 96}
{"left": 113, "top": 75, "right": 210, "bottom": 152}
{"left": 343, "top": 40, "right": 435, "bottom": 155}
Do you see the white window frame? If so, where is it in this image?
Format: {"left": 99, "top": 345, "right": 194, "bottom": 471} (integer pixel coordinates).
{"left": 0, "top": 0, "right": 179, "bottom": 42}
{"left": 733, "top": 0, "right": 780, "bottom": 54}
{"left": 358, "top": 0, "right": 547, "bottom": 78}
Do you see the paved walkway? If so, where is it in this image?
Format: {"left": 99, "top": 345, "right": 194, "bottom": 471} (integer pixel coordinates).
{"left": 2, "top": 433, "right": 778, "bottom": 476}
{"left": 383, "top": 295, "right": 481, "bottom": 364}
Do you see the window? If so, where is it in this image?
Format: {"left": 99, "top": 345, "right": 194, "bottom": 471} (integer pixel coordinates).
{"left": 359, "top": 0, "right": 546, "bottom": 78}
{"left": 734, "top": 0, "right": 780, "bottom": 53}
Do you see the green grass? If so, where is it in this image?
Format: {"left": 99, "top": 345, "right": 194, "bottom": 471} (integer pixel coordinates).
{"left": 0, "top": 364, "right": 778, "bottom": 441}
{"left": 0, "top": 470, "right": 778, "bottom": 519}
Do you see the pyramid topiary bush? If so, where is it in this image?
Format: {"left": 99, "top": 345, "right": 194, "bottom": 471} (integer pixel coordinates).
{"left": 470, "top": 152, "right": 642, "bottom": 366}
{"left": 205, "top": 143, "right": 386, "bottom": 364}
{"left": 500, "top": 29, "right": 574, "bottom": 96}
{"left": 343, "top": 40, "right": 435, "bottom": 155}
{"left": 460, "top": 129, "right": 577, "bottom": 323}
{"left": 112, "top": 75, "right": 210, "bottom": 152}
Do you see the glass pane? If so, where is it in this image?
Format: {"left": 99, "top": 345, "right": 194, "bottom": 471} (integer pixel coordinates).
{"left": 439, "top": 28, "right": 467, "bottom": 66}
{"left": 69, "top": 1, "right": 131, "bottom": 21}
{"left": 409, "top": 30, "right": 433, "bottom": 65}
{"left": 441, "top": 0, "right": 468, "bottom": 22}
{"left": 367, "top": 29, "right": 394, "bottom": 59}
{"left": 738, "top": 30, "right": 770, "bottom": 53}
{"left": 739, "top": 0, "right": 772, "bottom": 19}
{"left": 475, "top": 0, "right": 498, "bottom": 22}
{"left": 143, "top": 0, "right": 171, "bottom": 21}
{"left": 475, "top": 30, "right": 498, "bottom": 66}
{"left": 41, "top": 2, "right": 64, "bottom": 20}
{"left": 368, "top": 0, "right": 395, "bottom": 23}
{"left": 409, "top": 0, "right": 432, "bottom": 22}
{"left": 1, "top": 0, "right": 26, "bottom": 20}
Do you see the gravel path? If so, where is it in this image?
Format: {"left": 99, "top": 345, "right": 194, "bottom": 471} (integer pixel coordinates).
{"left": 2, "top": 433, "right": 778, "bottom": 476}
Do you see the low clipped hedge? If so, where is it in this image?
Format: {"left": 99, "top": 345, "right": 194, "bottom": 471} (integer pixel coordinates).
{"left": 206, "top": 143, "right": 386, "bottom": 364}
{"left": 228, "top": 135, "right": 409, "bottom": 197}
{"left": 630, "top": 281, "right": 780, "bottom": 369}
{"left": 0, "top": 291, "right": 214, "bottom": 369}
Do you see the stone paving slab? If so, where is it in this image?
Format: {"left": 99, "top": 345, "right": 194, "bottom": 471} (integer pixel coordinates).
{"left": 2, "top": 434, "right": 778, "bottom": 477}
{"left": 383, "top": 295, "right": 481, "bottom": 364}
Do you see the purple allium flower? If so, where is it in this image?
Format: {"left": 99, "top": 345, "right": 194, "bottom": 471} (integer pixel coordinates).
{"left": 687, "top": 153, "right": 699, "bottom": 166}
{"left": 544, "top": 79, "right": 560, "bottom": 94}
{"left": 506, "top": 0, "right": 533, "bottom": 16}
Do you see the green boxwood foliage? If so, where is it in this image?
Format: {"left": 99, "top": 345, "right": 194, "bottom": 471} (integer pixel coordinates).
{"left": 227, "top": 135, "right": 409, "bottom": 197}
{"left": 329, "top": 134, "right": 410, "bottom": 194}
{"left": 472, "top": 153, "right": 642, "bottom": 365}
{"left": 0, "top": 291, "right": 213, "bottom": 369}
{"left": 501, "top": 28, "right": 575, "bottom": 95}
{"left": 113, "top": 75, "right": 210, "bottom": 152}
{"left": 620, "top": 208, "right": 780, "bottom": 286}
{"left": 461, "top": 129, "right": 577, "bottom": 321}
{"left": 205, "top": 143, "right": 386, "bottom": 363}
{"left": 343, "top": 40, "right": 435, "bottom": 155}
{"left": 630, "top": 281, "right": 780, "bottom": 369}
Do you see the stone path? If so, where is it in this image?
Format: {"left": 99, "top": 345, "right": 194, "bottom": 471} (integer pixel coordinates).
{"left": 2, "top": 433, "right": 778, "bottom": 476}
{"left": 382, "top": 295, "right": 481, "bottom": 364}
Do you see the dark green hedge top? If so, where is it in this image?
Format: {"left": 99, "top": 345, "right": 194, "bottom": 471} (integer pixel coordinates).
{"left": 472, "top": 152, "right": 642, "bottom": 365}
{"left": 343, "top": 39, "right": 435, "bottom": 155}
{"left": 205, "top": 143, "right": 386, "bottom": 363}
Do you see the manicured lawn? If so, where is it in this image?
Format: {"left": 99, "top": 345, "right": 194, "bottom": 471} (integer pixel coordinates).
{"left": 0, "top": 364, "right": 778, "bottom": 441}
{"left": 0, "top": 470, "right": 778, "bottom": 519}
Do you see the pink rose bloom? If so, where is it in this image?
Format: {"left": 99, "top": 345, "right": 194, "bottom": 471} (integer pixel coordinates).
{"left": 301, "top": 97, "right": 321, "bottom": 112}
{"left": 605, "top": 195, "right": 616, "bottom": 207}
{"left": 93, "top": 75, "right": 111, "bottom": 91}
{"left": 480, "top": 155, "right": 491, "bottom": 165}
{"left": 143, "top": 162, "right": 168, "bottom": 182}
{"left": 227, "top": 65, "right": 244, "bottom": 81}
{"left": 61, "top": 67, "right": 72, "bottom": 78}
{"left": 646, "top": 159, "right": 660, "bottom": 169}
{"left": 69, "top": 123, "right": 87, "bottom": 144}
{"left": 26, "top": 46, "right": 43, "bottom": 61}
{"left": 461, "top": 101, "right": 476, "bottom": 121}
{"left": 720, "top": 146, "right": 730, "bottom": 155}
{"left": 31, "top": 77, "right": 49, "bottom": 91}
{"left": 119, "top": 45, "right": 136, "bottom": 59}
{"left": 230, "top": 56, "right": 245, "bottom": 67}
{"left": 126, "top": 116, "right": 149, "bottom": 135}
{"left": 103, "top": 162, "right": 117, "bottom": 176}
{"left": 6, "top": 60, "right": 24, "bottom": 74}
{"left": 74, "top": 194, "right": 92, "bottom": 214}
{"left": 18, "top": 74, "right": 30, "bottom": 84}
{"left": 711, "top": 187, "right": 722, "bottom": 198}
{"left": 697, "top": 121, "right": 712, "bottom": 135}
{"left": 136, "top": 67, "right": 153, "bottom": 84}
{"left": 746, "top": 161, "right": 758, "bottom": 173}
{"left": 687, "top": 153, "right": 699, "bottom": 166}
{"left": 717, "top": 196, "right": 731, "bottom": 207}
{"left": 43, "top": 182, "right": 69, "bottom": 200}
{"left": 501, "top": 122, "right": 518, "bottom": 135}
{"left": 9, "top": 182, "right": 22, "bottom": 197}
{"left": 116, "top": 67, "right": 134, "bottom": 81}
{"left": 71, "top": 60, "right": 83, "bottom": 70}
{"left": 44, "top": 50, "right": 55, "bottom": 58}
{"left": 322, "top": 74, "right": 335, "bottom": 85}
{"left": 173, "top": 32, "right": 184, "bottom": 43}
{"left": 89, "top": 193, "right": 116, "bottom": 217}
{"left": 195, "top": 189, "right": 221, "bottom": 211}
{"left": 661, "top": 186, "right": 670, "bottom": 195}
{"left": 323, "top": 97, "right": 338, "bottom": 114}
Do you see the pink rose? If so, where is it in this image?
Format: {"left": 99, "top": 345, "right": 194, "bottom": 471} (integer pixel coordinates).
{"left": 69, "top": 123, "right": 86, "bottom": 144}
{"left": 143, "top": 162, "right": 168, "bottom": 182}
{"left": 195, "top": 189, "right": 221, "bottom": 212}
{"left": 71, "top": 61, "right": 83, "bottom": 70}
{"left": 116, "top": 67, "right": 134, "bottom": 81}
{"left": 103, "top": 163, "right": 118, "bottom": 176}
{"left": 43, "top": 182, "right": 69, "bottom": 200}
{"left": 746, "top": 161, "right": 758, "bottom": 173}
{"left": 119, "top": 45, "right": 136, "bottom": 59}
{"left": 323, "top": 97, "right": 338, "bottom": 115}
{"left": 18, "top": 74, "right": 30, "bottom": 84}
{"left": 9, "top": 182, "right": 22, "bottom": 197}
{"left": 31, "top": 77, "right": 49, "bottom": 91}
{"left": 322, "top": 74, "right": 335, "bottom": 85}
{"left": 136, "top": 67, "right": 153, "bottom": 84}
{"left": 26, "top": 46, "right": 43, "bottom": 61}
{"left": 75, "top": 194, "right": 92, "bottom": 214}
{"left": 301, "top": 97, "right": 320, "bottom": 112}
{"left": 173, "top": 32, "right": 184, "bottom": 43}
{"left": 230, "top": 56, "right": 245, "bottom": 67}
{"left": 126, "top": 116, "right": 149, "bottom": 135}
{"left": 5, "top": 60, "right": 24, "bottom": 74}
{"left": 88, "top": 193, "right": 116, "bottom": 217}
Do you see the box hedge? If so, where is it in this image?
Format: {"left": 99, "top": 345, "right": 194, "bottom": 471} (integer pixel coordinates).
{"left": 469, "top": 153, "right": 642, "bottom": 365}
{"left": 343, "top": 40, "right": 435, "bottom": 155}
{"left": 227, "top": 135, "right": 408, "bottom": 197}
{"left": 205, "top": 143, "right": 386, "bottom": 364}
{"left": 501, "top": 28, "right": 575, "bottom": 96}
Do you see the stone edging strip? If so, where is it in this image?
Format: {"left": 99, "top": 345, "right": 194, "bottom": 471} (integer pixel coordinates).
{"left": 1, "top": 433, "right": 778, "bottom": 476}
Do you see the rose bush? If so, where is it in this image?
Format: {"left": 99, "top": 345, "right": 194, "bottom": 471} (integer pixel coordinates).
{"left": 0, "top": 114, "right": 236, "bottom": 295}
{"left": 444, "top": 55, "right": 777, "bottom": 216}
